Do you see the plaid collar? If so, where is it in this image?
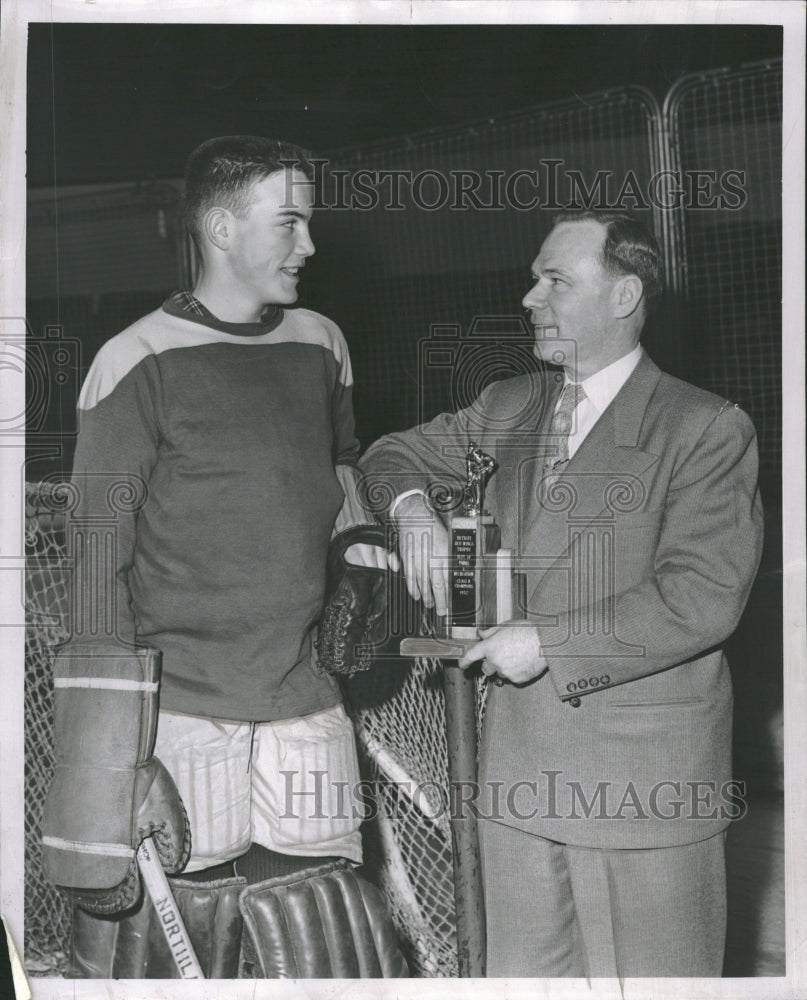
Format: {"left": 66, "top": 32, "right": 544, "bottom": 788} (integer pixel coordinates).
{"left": 168, "top": 289, "right": 281, "bottom": 326}
{"left": 169, "top": 289, "right": 209, "bottom": 318}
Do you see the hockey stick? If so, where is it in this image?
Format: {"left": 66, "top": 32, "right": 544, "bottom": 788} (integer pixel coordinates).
{"left": 136, "top": 836, "right": 205, "bottom": 979}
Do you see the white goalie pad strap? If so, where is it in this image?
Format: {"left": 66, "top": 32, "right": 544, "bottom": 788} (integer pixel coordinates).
{"left": 42, "top": 835, "right": 135, "bottom": 859}
{"left": 53, "top": 677, "right": 160, "bottom": 692}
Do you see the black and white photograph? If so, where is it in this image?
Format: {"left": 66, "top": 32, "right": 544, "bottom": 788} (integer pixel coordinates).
{"left": 1, "top": 2, "right": 804, "bottom": 998}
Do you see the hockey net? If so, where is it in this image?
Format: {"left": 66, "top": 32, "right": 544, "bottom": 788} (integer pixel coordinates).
{"left": 23, "top": 480, "right": 473, "bottom": 978}
{"left": 343, "top": 658, "right": 470, "bottom": 977}
{"left": 24, "top": 482, "right": 73, "bottom": 975}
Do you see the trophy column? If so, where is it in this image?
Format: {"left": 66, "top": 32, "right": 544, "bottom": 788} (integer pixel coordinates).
{"left": 398, "top": 442, "right": 503, "bottom": 977}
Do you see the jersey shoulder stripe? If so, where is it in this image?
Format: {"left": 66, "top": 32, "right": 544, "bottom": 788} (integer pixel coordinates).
{"left": 78, "top": 306, "right": 353, "bottom": 411}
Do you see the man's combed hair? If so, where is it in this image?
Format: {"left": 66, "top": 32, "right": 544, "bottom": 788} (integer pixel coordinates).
{"left": 184, "top": 135, "right": 315, "bottom": 248}
{"left": 552, "top": 209, "right": 664, "bottom": 304}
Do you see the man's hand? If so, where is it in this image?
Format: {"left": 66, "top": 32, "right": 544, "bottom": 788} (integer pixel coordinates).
{"left": 344, "top": 542, "right": 400, "bottom": 571}
{"left": 392, "top": 493, "right": 449, "bottom": 616}
{"left": 458, "top": 621, "right": 548, "bottom": 685}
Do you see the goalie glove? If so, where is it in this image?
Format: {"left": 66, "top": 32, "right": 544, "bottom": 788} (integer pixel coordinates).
{"left": 42, "top": 642, "right": 191, "bottom": 914}
{"left": 315, "top": 524, "right": 393, "bottom": 678}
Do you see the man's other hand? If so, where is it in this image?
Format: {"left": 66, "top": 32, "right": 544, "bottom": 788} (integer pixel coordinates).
{"left": 458, "top": 621, "right": 548, "bottom": 685}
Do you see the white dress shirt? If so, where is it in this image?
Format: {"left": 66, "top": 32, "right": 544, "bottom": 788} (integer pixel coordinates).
{"left": 564, "top": 344, "right": 644, "bottom": 460}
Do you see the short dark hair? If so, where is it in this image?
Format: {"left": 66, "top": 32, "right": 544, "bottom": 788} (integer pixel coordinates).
{"left": 551, "top": 210, "right": 664, "bottom": 303}
{"left": 184, "top": 135, "right": 315, "bottom": 248}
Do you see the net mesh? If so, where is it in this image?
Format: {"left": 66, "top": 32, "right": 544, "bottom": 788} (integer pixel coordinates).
{"left": 309, "top": 87, "right": 661, "bottom": 447}
{"left": 24, "top": 482, "right": 72, "bottom": 976}
{"left": 343, "top": 658, "right": 488, "bottom": 978}
{"left": 347, "top": 657, "right": 458, "bottom": 976}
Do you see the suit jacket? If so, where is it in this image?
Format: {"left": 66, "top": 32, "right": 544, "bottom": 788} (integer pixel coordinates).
{"left": 360, "top": 352, "right": 763, "bottom": 848}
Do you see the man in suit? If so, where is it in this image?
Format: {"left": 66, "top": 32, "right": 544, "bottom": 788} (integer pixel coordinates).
{"left": 360, "top": 210, "right": 763, "bottom": 977}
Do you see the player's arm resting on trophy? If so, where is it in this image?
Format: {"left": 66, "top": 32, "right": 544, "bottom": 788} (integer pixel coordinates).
{"left": 42, "top": 346, "right": 189, "bottom": 912}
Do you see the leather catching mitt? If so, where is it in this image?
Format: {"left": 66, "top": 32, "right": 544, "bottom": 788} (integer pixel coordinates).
{"left": 315, "top": 524, "right": 394, "bottom": 678}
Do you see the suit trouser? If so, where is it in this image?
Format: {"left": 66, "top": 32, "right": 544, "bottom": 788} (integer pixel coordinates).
{"left": 479, "top": 818, "right": 726, "bottom": 978}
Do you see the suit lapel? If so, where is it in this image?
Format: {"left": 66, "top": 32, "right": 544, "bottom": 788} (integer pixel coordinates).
{"left": 517, "top": 353, "right": 663, "bottom": 606}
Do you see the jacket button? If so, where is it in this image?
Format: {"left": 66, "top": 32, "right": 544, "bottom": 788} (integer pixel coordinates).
{"left": 589, "top": 677, "right": 600, "bottom": 687}
{"left": 566, "top": 682, "right": 577, "bottom": 693}
{"left": 600, "top": 675, "right": 610, "bottom": 685}
{"left": 569, "top": 697, "right": 582, "bottom": 708}
{"left": 578, "top": 679, "right": 588, "bottom": 689}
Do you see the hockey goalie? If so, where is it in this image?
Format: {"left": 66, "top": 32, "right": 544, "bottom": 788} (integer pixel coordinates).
{"left": 41, "top": 135, "right": 406, "bottom": 979}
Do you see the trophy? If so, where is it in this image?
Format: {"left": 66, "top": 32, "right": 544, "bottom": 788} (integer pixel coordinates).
{"left": 448, "top": 443, "right": 512, "bottom": 640}
{"left": 399, "top": 442, "right": 520, "bottom": 650}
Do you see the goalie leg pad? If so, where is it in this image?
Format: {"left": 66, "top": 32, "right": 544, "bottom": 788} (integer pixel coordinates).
{"left": 69, "top": 859, "right": 408, "bottom": 979}
{"left": 42, "top": 642, "right": 190, "bottom": 912}
{"left": 69, "top": 874, "right": 246, "bottom": 979}
{"left": 239, "top": 860, "right": 409, "bottom": 978}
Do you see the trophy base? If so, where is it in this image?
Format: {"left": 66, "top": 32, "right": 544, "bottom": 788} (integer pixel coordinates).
{"left": 398, "top": 637, "right": 474, "bottom": 658}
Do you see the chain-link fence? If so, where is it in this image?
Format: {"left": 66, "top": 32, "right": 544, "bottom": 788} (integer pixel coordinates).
{"left": 308, "top": 86, "right": 661, "bottom": 445}
{"left": 663, "top": 60, "right": 782, "bottom": 477}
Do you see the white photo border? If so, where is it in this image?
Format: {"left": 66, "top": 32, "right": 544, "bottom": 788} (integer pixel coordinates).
{"left": 1, "top": 3, "right": 804, "bottom": 999}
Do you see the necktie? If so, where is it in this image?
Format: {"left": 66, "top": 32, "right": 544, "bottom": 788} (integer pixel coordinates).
{"left": 540, "top": 382, "right": 586, "bottom": 500}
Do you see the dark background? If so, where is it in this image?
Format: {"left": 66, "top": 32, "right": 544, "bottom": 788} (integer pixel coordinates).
{"left": 26, "top": 22, "right": 783, "bottom": 458}
{"left": 29, "top": 23, "right": 779, "bottom": 186}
